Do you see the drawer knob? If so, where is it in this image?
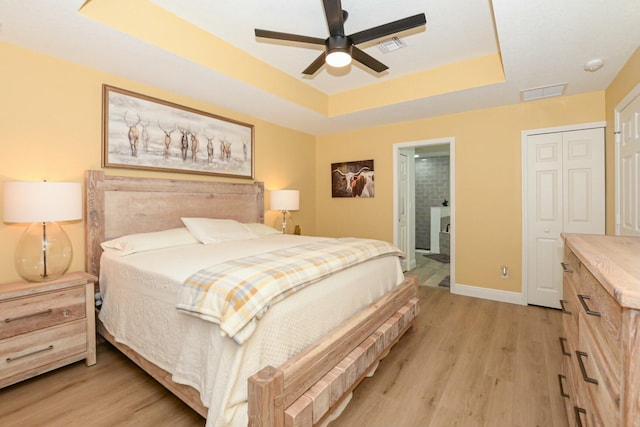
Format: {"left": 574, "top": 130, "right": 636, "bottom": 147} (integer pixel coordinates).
{"left": 576, "top": 351, "right": 598, "bottom": 384}
{"left": 6, "top": 345, "right": 54, "bottom": 363}
{"left": 560, "top": 261, "right": 573, "bottom": 273}
{"left": 4, "top": 308, "right": 53, "bottom": 323}
{"left": 574, "top": 406, "right": 587, "bottom": 427}
{"left": 558, "top": 374, "right": 570, "bottom": 398}
{"left": 559, "top": 337, "right": 571, "bottom": 356}
{"left": 577, "top": 294, "right": 601, "bottom": 317}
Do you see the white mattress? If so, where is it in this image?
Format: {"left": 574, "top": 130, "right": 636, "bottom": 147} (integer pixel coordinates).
{"left": 98, "top": 234, "right": 404, "bottom": 426}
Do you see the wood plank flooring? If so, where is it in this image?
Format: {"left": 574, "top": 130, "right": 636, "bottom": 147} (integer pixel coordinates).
{"left": 0, "top": 287, "right": 568, "bottom": 427}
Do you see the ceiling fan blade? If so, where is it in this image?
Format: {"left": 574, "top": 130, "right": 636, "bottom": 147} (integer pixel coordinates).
{"left": 255, "top": 29, "right": 325, "bottom": 45}
{"left": 323, "top": 0, "right": 345, "bottom": 36}
{"left": 349, "top": 13, "right": 426, "bottom": 45}
{"left": 351, "top": 46, "right": 388, "bottom": 73}
{"left": 302, "top": 52, "right": 327, "bottom": 75}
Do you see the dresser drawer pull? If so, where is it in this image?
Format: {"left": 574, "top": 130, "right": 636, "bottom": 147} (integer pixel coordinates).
{"left": 577, "top": 294, "right": 601, "bottom": 317}
{"left": 4, "top": 308, "right": 53, "bottom": 323}
{"left": 559, "top": 337, "right": 571, "bottom": 356}
{"left": 575, "top": 351, "right": 598, "bottom": 384}
{"left": 6, "top": 345, "right": 54, "bottom": 363}
{"left": 574, "top": 406, "right": 587, "bottom": 427}
{"left": 560, "top": 261, "right": 574, "bottom": 273}
{"left": 559, "top": 299, "right": 572, "bottom": 315}
{"left": 558, "top": 374, "right": 570, "bottom": 398}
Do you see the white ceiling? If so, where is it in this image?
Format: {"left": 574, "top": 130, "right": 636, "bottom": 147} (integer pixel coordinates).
{"left": 1, "top": 0, "right": 638, "bottom": 135}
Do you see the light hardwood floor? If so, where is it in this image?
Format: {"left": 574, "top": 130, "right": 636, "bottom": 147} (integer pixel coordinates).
{"left": 0, "top": 287, "right": 568, "bottom": 427}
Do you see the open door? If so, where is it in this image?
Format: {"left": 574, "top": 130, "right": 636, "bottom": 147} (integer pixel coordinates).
{"left": 396, "top": 149, "right": 412, "bottom": 271}
{"left": 617, "top": 91, "right": 640, "bottom": 236}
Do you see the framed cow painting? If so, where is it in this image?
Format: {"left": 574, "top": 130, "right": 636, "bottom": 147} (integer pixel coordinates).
{"left": 331, "top": 159, "right": 375, "bottom": 198}
{"left": 102, "top": 85, "right": 254, "bottom": 179}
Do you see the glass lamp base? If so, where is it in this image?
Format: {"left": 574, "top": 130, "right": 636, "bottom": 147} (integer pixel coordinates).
{"left": 15, "top": 221, "right": 73, "bottom": 282}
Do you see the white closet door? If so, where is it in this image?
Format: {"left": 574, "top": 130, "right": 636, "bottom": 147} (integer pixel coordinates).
{"left": 526, "top": 128, "right": 604, "bottom": 308}
{"left": 619, "top": 94, "right": 640, "bottom": 236}
{"left": 527, "top": 132, "right": 564, "bottom": 308}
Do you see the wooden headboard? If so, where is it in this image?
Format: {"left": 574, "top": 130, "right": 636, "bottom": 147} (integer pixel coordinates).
{"left": 84, "top": 170, "right": 264, "bottom": 277}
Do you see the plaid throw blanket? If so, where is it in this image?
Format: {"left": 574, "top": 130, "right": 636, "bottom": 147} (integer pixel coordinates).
{"left": 176, "top": 237, "right": 404, "bottom": 344}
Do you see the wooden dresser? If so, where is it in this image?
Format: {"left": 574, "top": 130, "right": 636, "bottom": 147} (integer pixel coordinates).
{"left": 0, "top": 272, "right": 97, "bottom": 388}
{"left": 559, "top": 234, "right": 640, "bottom": 426}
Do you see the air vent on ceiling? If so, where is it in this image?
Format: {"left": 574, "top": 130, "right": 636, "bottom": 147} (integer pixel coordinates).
{"left": 378, "top": 37, "right": 406, "bottom": 53}
{"left": 520, "top": 83, "right": 567, "bottom": 102}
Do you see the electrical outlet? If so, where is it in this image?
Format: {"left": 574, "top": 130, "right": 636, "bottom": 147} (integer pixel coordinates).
{"left": 501, "top": 265, "right": 509, "bottom": 279}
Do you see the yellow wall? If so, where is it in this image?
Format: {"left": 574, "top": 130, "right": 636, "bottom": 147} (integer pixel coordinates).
{"left": 1, "top": 38, "right": 636, "bottom": 293}
{"left": 604, "top": 47, "right": 640, "bottom": 234}
{"left": 316, "top": 92, "right": 605, "bottom": 292}
{"left": 0, "top": 42, "right": 316, "bottom": 284}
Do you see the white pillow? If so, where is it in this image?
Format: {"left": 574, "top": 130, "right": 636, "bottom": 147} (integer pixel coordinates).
{"left": 181, "top": 218, "right": 257, "bottom": 244}
{"left": 243, "top": 222, "right": 282, "bottom": 237}
{"left": 101, "top": 227, "right": 199, "bottom": 256}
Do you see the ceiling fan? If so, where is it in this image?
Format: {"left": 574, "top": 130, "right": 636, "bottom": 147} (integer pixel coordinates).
{"left": 254, "top": 0, "right": 426, "bottom": 75}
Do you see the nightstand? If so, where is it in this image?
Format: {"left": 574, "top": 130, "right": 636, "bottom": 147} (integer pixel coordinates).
{"left": 0, "top": 271, "right": 97, "bottom": 388}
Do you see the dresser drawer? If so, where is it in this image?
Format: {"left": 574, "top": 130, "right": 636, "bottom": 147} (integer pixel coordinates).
{"left": 578, "top": 266, "right": 622, "bottom": 355}
{"left": 0, "top": 286, "right": 86, "bottom": 340}
{"left": 577, "top": 316, "right": 621, "bottom": 427}
{"left": 0, "top": 320, "right": 87, "bottom": 382}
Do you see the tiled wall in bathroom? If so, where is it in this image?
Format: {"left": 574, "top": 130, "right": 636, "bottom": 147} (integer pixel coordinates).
{"left": 415, "top": 156, "right": 450, "bottom": 250}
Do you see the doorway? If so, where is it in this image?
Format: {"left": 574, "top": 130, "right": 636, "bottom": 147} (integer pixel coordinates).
{"left": 393, "top": 138, "right": 455, "bottom": 290}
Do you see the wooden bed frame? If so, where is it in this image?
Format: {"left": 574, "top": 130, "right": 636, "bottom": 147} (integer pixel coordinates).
{"left": 84, "top": 170, "right": 418, "bottom": 427}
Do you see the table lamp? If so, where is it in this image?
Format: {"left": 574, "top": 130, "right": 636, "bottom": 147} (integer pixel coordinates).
{"left": 3, "top": 181, "right": 82, "bottom": 282}
{"left": 270, "top": 189, "right": 299, "bottom": 234}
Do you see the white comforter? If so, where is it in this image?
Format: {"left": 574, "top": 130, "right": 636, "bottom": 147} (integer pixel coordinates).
{"left": 98, "top": 234, "right": 404, "bottom": 426}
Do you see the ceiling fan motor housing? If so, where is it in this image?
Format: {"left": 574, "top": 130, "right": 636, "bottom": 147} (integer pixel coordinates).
{"left": 326, "top": 35, "right": 352, "bottom": 54}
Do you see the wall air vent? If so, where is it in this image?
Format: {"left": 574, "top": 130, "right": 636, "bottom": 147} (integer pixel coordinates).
{"left": 378, "top": 37, "right": 406, "bottom": 53}
{"left": 520, "top": 83, "right": 567, "bottom": 102}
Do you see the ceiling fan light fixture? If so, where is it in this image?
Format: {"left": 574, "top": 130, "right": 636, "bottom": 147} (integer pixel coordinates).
{"left": 325, "top": 35, "right": 352, "bottom": 68}
{"left": 326, "top": 50, "right": 352, "bottom": 67}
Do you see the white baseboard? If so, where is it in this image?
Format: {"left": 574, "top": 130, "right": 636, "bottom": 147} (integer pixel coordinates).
{"left": 451, "top": 282, "right": 526, "bottom": 306}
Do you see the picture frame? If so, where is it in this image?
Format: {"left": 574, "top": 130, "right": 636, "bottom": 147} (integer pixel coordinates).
{"left": 331, "top": 159, "right": 375, "bottom": 198}
{"left": 102, "top": 84, "right": 254, "bottom": 179}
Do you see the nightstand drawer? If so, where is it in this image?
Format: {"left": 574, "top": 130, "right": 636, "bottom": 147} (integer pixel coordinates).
{"left": 0, "top": 320, "right": 87, "bottom": 381}
{"left": 0, "top": 286, "right": 86, "bottom": 340}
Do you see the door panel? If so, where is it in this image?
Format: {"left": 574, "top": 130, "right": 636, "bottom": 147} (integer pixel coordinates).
{"left": 527, "top": 133, "right": 563, "bottom": 308}
{"left": 563, "top": 128, "right": 605, "bottom": 234}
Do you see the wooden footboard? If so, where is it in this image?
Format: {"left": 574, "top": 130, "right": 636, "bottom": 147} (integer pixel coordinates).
{"left": 248, "top": 275, "right": 419, "bottom": 427}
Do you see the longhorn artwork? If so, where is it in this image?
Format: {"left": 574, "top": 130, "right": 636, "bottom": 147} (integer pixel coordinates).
{"left": 331, "top": 159, "right": 375, "bottom": 198}
{"left": 102, "top": 85, "right": 254, "bottom": 179}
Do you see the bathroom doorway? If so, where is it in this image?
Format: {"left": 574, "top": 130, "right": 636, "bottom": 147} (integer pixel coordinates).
{"left": 393, "top": 138, "right": 454, "bottom": 290}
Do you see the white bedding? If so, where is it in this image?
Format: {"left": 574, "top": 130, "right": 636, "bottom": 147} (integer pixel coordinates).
{"left": 98, "top": 234, "right": 404, "bottom": 426}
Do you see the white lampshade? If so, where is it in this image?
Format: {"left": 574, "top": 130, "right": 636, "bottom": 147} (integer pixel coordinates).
{"left": 326, "top": 50, "right": 352, "bottom": 68}
{"left": 3, "top": 181, "right": 82, "bottom": 223}
{"left": 270, "top": 190, "right": 300, "bottom": 211}
{"left": 3, "top": 181, "right": 82, "bottom": 282}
